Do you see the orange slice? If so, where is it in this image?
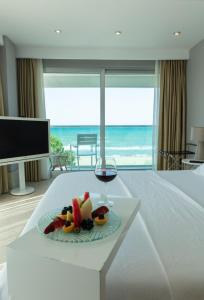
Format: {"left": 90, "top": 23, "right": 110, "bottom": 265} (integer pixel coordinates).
{"left": 94, "top": 216, "right": 108, "bottom": 225}
{"left": 63, "top": 222, "right": 75, "bottom": 233}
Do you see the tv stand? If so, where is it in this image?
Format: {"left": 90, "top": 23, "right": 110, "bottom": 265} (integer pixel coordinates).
{"left": 10, "top": 162, "right": 35, "bottom": 196}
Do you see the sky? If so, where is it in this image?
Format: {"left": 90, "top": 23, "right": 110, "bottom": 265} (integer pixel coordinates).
{"left": 45, "top": 88, "right": 154, "bottom": 126}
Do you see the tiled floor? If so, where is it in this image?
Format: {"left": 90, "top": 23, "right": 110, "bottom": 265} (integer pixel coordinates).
{"left": 0, "top": 178, "right": 54, "bottom": 264}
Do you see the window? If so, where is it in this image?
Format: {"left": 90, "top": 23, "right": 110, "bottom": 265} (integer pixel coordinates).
{"left": 105, "top": 74, "right": 154, "bottom": 167}
{"left": 43, "top": 62, "right": 155, "bottom": 170}
{"left": 44, "top": 73, "right": 100, "bottom": 168}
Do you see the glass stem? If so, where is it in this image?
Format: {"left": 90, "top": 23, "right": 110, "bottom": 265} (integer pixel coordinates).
{"left": 100, "top": 183, "right": 108, "bottom": 205}
{"left": 104, "top": 182, "right": 108, "bottom": 204}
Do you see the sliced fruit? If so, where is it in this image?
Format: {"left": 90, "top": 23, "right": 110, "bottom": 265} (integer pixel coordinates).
{"left": 80, "top": 192, "right": 90, "bottom": 207}
{"left": 76, "top": 197, "right": 82, "bottom": 207}
{"left": 44, "top": 217, "right": 65, "bottom": 234}
{"left": 80, "top": 199, "right": 93, "bottom": 221}
{"left": 84, "top": 192, "right": 90, "bottom": 201}
{"left": 57, "top": 214, "right": 67, "bottom": 221}
{"left": 63, "top": 221, "right": 75, "bottom": 233}
{"left": 72, "top": 198, "right": 82, "bottom": 227}
{"left": 95, "top": 215, "right": 108, "bottom": 225}
{"left": 53, "top": 217, "right": 65, "bottom": 228}
{"left": 44, "top": 222, "right": 55, "bottom": 234}
{"left": 92, "top": 206, "right": 109, "bottom": 219}
{"left": 66, "top": 211, "right": 73, "bottom": 222}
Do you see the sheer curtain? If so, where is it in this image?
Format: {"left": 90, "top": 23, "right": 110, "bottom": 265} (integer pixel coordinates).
{"left": 34, "top": 60, "right": 50, "bottom": 180}
{"left": 152, "top": 61, "right": 160, "bottom": 170}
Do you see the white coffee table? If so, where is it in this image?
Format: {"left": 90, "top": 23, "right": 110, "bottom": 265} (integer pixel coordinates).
{"left": 7, "top": 195, "right": 140, "bottom": 300}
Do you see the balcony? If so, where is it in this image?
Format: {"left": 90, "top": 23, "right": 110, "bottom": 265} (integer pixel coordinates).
{"left": 50, "top": 125, "right": 152, "bottom": 170}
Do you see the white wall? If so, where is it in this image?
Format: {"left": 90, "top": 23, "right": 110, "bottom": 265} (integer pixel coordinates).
{"left": 1, "top": 36, "right": 18, "bottom": 116}
{"left": 187, "top": 39, "right": 204, "bottom": 140}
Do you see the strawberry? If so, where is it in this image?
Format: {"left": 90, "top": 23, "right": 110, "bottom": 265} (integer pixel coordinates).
{"left": 53, "top": 217, "right": 65, "bottom": 228}
{"left": 44, "top": 217, "right": 65, "bottom": 234}
{"left": 72, "top": 198, "right": 82, "bottom": 227}
{"left": 44, "top": 222, "right": 55, "bottom": 234}
{"left": 84, "top": 192, "right": 90, "bottom": 201}
{"left": 92, "top": 206, "right": 109, "bottom": 219}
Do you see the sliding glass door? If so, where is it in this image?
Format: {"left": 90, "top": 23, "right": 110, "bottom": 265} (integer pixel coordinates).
{"left": 44, "top": 73, "right": 100, "bottom": 168}
{"left": 105, "top": 73, "right": 154, "bottom": 168}
{"left": 44, "top": 67, "right": 155, "bottom": 170}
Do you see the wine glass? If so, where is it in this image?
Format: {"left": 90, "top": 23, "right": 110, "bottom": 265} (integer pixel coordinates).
{"left": 95, "top": 157, "right": 117, "bottom": 207}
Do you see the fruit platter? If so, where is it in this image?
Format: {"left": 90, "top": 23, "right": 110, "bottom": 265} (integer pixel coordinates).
{"left": 37, "top": 192, "right": 121, "bottom": 243}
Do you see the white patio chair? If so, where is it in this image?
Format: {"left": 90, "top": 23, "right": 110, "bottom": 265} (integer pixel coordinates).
{"left": 71, "top": 134, "right": 98, "bottom": 168}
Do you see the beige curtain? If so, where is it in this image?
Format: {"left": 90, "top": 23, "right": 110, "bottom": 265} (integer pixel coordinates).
{"left": 17, "top": 59, "right": 42, "bottom": 181}
{"left": 0, "top": 72, "right": 9, "bottom": 193}
{"left": 157, "top": 60, "right": 187, "bottom": 170}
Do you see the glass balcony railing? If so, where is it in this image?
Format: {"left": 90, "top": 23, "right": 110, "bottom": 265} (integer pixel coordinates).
{"left": 50, "top": 125, "right": 152, "bottom": 169}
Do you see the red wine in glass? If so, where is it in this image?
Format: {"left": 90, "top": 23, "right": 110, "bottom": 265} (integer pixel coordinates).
{"left": 95, "top": 157, "right": 117, "bottom": 206}
{"left": 95, "top": 169, "right": 117, "bottom": 182}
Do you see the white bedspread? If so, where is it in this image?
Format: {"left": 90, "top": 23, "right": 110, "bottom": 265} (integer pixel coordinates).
{"left": 1, "top": 170, "right": 204, "bottom": 300}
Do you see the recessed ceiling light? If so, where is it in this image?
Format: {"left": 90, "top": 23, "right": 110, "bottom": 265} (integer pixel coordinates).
{"left": 115, "top": 31, "right": 122, "bottom": 36}
{"left": 173, "top": 31, "right": 181, "bottom": 37}
{"left": 55, "top": 29, "right": 62, "bottom": 34}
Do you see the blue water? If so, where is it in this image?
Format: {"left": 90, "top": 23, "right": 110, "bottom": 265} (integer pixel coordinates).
{"left": 50, "top": 126, "right": 153, "bottom": 159}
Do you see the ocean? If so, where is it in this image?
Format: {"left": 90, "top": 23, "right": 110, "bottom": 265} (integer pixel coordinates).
{"left": 50, "top": 126, "right": 153, "bottom": 162}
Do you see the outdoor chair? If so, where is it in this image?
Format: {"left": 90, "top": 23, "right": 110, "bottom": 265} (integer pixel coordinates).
{"left": 49, "top": 153, "right": 71, "bottom": 171}
{"left": 71, "top": 134, "right": 98, "bottom": 168}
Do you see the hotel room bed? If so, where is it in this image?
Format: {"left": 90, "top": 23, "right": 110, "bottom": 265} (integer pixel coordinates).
{"left": 1, "top": 170, "right": 204, "bottom": 300}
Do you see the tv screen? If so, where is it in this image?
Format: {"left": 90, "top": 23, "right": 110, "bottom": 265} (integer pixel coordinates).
{"left": 0, "top": 117, "right": 50, "bottom": 163}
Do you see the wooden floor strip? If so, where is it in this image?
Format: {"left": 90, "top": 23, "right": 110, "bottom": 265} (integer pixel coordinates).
{"left": 0, "top": 178, "right": 53, "bottom": 264}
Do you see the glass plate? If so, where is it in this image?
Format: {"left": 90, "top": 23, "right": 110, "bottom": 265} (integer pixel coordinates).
{"left": 37, "top": 209, "right": 121, "bottom": 243}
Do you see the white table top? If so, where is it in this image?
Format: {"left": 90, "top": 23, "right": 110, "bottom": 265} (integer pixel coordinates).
{"left": 8, "top": 195, "right": 140, "bottom": 274}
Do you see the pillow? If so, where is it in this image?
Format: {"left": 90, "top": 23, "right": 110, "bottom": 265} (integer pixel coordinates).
{"left": 193, "top": 163, "right": 204, "bottom": 176}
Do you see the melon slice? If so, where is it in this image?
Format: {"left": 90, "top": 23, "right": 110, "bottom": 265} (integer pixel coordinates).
{"left": 80, "top": 198, "right": 93, "bottom": 220}
{"left": 76, "top": 197, "right": 82, "bottom": 206}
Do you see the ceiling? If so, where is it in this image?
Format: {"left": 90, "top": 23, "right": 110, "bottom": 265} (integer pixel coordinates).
{"left": 0, "top": 0, "right": 204, "bottom": 55}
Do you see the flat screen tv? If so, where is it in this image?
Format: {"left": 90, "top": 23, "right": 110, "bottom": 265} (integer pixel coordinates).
{"left": 0, "top": 116, "right": 50, "bottom": 165}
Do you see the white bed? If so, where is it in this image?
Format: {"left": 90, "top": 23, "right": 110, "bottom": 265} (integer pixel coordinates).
{"left": 1, "top": 170, "right": 204, "bottom": 300}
